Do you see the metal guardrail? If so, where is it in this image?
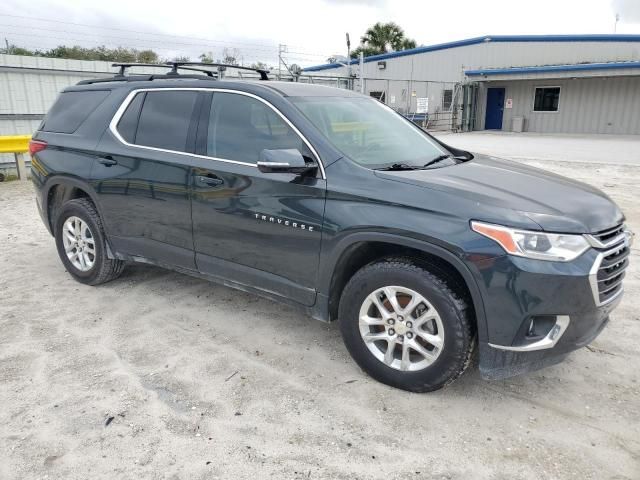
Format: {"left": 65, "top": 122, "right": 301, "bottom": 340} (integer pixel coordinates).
{"left": 0, "top": 135, "right": 31, "bottom": 181}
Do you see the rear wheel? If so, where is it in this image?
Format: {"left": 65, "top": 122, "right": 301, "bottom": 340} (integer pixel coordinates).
{"left": 338, "top": 259, "right": 474, "bottom": 392}
{"left": 54, "top": 198, "right": 125, "bottom": 285}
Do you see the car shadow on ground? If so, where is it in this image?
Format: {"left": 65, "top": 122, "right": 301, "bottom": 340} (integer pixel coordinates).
{"left": 113, "top": 263, "right": 568, "bottom": 400}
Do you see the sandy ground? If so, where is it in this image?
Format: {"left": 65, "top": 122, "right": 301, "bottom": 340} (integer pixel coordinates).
{"left": 1, "top": 133, "right": 639, "bottom": 480}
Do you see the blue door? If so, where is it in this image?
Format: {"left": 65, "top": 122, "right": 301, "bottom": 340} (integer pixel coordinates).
{"left": 485, "top": 88, "right": 505, "bottom": 130}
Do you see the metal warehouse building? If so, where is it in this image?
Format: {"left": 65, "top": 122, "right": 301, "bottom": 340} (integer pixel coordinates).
{"left": 304, "top": 35, "right": 640, "bottom": 134}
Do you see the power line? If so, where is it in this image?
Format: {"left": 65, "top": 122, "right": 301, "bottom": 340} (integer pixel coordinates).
{"left": 0, "top": 13, "right": 329, "bottom": 57}
{"left": 1, "top": 36, "right": 322, "bottom": 66}
{"left": 0, "top": 24, "right": 277, "bottom": 55}
{"left": 0, "top": 23, "right": 326, "bottom": 58}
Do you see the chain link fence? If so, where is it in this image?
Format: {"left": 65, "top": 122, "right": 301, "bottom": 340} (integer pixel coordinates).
{"left": 296, "top": 74, "right": 477, "bottom": 132}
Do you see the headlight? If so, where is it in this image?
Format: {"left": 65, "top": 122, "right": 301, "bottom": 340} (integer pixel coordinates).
{"left": 471, "top": 221, "right": 590, "bottom": 262}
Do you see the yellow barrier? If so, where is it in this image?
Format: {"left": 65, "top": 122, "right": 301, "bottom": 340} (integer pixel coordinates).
{"left": 0, "top": 135, "right": 31, "bottom": 153}
{"left": 0, "top": 135, "right": 32, "bottom": 181}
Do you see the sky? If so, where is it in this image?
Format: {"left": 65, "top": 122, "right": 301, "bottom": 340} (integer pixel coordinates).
{"left": 1, "top": 0, "right": 639, "bottom": 67}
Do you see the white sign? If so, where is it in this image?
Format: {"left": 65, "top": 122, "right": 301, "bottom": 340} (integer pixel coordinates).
{"left": 416, "top": 97, "right": 429, "bottom": 113}
{"left": 505, "top": 98, "right": 513, "bottom": 109}
{"left": 390, "top": 95, "right": 396, "bottom": 104}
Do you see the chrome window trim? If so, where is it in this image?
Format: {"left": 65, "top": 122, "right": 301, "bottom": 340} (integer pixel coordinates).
{"left": 108, "top": 87, "right": 326, "bottom": 179}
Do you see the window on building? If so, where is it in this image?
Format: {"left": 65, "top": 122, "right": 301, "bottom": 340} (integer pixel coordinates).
{"left": 134, "top": 91, "right": 199, "bottom": 151}
{"left": 442, "top": 89, "right": 453, "bottom": 110}
{"left": 533, "top": 87, "right": 560, "bottom": 112}
{"left": 206, "top": 92, "right": 310, "bottom": 163}
{"left": 369, "top": 91, "right": 386, "bottom": 103}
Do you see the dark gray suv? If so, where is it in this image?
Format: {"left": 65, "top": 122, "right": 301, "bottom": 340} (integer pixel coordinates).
{"left": 30, "top": 63, "right": 632, "bottom": 392}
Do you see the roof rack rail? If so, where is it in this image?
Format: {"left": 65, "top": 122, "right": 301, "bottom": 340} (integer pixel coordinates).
{"left": 164, "top": 61, "right": 270, "bottom": 80}
{"left": 75, "top": 62, "right": 269, "bottom": 86}
{"left": 111, "top": 62, "right": 218, "bottom": 78}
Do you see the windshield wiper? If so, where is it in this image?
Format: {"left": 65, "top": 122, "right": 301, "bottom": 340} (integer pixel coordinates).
{"left": 423, "top": 154, "right": 453, "bottom": 168}
{"left": 375, "top": 163, "right": 422, "bottom": 171}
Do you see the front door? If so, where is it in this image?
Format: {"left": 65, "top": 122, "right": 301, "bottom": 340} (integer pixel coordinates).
{"left": 485, "top": 87, "right": 505, "bottom": 130}
{"left": 190, "top": 91, "right": 326, "bottom": 306}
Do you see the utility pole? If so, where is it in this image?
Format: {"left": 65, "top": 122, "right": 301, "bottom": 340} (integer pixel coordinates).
{"left": 614, "top": 13, "right": 620, "bottom": 33}
{"left": 4, "top": 38, "right": 10, "bottom": 55}
{"left": 346, "top": 33, "right": 352, "bottom": 80}
{"left": 359, "top": 52, "right": 364, "bottom": 93}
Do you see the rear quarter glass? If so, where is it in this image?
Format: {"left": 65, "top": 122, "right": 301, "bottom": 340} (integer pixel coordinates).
{"left": 40, "top": 90, "right": 111, "bottom": 134}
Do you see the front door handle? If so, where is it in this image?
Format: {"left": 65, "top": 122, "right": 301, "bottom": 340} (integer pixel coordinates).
{"left": 98, "top": 155, "right": 118, "bottom": 167}
{"left": 195, "top": 175, "right": 223, "bottom": 187}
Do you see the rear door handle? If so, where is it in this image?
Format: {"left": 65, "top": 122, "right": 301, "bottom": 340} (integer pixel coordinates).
{"left": 98, "top": 155, "right": 118, "bottom": 166}
{"left": 195, "top": 175, "right": 223, "bottom": 187}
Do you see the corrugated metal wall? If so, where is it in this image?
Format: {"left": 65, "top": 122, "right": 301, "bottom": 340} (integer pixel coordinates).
{"left": 313, "top": 40, "right": 640, "bottom": 82}
{"left": 475, "top": 76, "right": 640, "bottom": 134}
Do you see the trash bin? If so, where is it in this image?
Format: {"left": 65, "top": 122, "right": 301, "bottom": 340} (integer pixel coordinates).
{"left": 512, "top": 116, "right": 525, "bottom": 133}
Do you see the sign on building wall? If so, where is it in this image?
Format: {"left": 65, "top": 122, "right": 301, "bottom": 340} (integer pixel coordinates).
{"left": 416, "top": 97, "right": 429, "bottom": 113}
{"left": 505, "top": 98, "right": 513, "bottom": 109}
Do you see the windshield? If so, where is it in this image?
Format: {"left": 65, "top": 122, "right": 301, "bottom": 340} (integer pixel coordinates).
{"left": 291, "top": 96, "right": 448, "bottom": 169}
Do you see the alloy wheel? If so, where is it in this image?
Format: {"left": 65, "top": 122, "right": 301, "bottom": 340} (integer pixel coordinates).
{"left": 61, "top": 216, "right": 96, "bottom": 272}
{"left": 358, "top": 286, "right": 445, "bottom": 371}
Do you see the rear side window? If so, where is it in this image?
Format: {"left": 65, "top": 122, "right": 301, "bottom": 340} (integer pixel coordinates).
{"left": 41, "top": 90, "right": 110, "bottom": 133}
{"left": 116, "top": 92, "right": 145, "bottom": 143}
{"left": 133, "top": 91, "right": 199, "bottom": 152}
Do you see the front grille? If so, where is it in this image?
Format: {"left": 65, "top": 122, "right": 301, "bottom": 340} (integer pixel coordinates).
{"left": 589, "top": 223, "right": 629, "bottom": 306}
{"left": 586, "top": 223, "right": 626, "bottom": 248}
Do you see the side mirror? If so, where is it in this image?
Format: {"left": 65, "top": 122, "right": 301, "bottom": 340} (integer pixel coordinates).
{"left": 257, "top": 149, "right": 316, "bottom": 174}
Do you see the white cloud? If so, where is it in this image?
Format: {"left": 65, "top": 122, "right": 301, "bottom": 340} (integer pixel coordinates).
{"left": 0, "top": 0, "right": 632, "bottom": 68}
{"left": 612, "top": 0, "right": 640, "bottom": 22}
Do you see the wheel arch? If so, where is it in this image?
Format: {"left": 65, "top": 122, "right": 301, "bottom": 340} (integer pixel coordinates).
{"left": 320, "top": 233, "right": 488, "bottom": 343}
{"left": 42, "top": 176, "right": 102, "bottom": 232}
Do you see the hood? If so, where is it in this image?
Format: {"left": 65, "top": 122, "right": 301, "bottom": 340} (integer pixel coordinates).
{"left": 374, "top": 154, "right": 624, "bottom": 233}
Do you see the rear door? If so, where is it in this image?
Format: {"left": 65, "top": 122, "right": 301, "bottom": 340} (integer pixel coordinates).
{"left": 190, "top": 91, "right": 326, "bottom": 306}
{"left": 92, "top": 89, "right": 202, "bottom": 269}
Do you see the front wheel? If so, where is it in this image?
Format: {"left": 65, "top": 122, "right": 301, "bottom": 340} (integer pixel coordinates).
{"left": 338, "top": 259, "right": 474, "bottom": 392}
{"left": 54, "top": 198, "right": 125, "bottom": 285}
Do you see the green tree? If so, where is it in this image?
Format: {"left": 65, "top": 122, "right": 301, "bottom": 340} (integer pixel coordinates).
{"left": 7, "top": 44, "right": 163, "bottom": 63}
{"left": 351, "top": 22, "right": 417, "bottom": 58}
{"left": 5, "top": 44, "right": 35, "bottom": 56}
{"left": 137, "top": 49, "right": 158, "bottom": 63}
{"left": 199, "top": 52, "right": 214, "bottom": 63}
{"left": 217, "top": 47, "right": 240, "bottom": 66}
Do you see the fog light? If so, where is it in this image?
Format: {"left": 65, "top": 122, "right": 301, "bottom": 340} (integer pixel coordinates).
{"left": 525, "top": 316, "right": 557, "bottom": 339}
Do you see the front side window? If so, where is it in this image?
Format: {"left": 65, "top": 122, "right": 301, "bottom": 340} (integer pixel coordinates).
{"left": 533, "top": 87, "right": 560, "bottom": 112}
{"left": 206, "top": 92, "right": 311, "bottom": 164}
{"left": 292, "top": 96, "right": 446, "bottom": 169}
{"left": 117, "top": 90, "right": 199, "bottom": 152}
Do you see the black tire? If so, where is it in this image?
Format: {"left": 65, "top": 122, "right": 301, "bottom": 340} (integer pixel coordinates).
{"left": 338, "top": 258, "right": 474, "bottom": 392}
{"left": 54, "top": 198, "right": 125, "bottom": 285}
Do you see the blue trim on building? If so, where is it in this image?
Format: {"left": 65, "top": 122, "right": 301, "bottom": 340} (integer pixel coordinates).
{"left": 465, "top": 61, "right": 640, "bottom": 76}
{"left": 302, "top": 34, "right": 640, "bottom": 72}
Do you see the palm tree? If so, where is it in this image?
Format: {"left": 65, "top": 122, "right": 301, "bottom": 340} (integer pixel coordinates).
{"left": 351, "top": 22, "right": 417, "bottom": 58}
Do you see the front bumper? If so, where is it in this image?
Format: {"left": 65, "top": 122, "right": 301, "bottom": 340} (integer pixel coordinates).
{"left": 479, "top": 292, "right": 620, "bottom": 380}
{"left": 467, "top": 238, "right": 629, "bottom": 380}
